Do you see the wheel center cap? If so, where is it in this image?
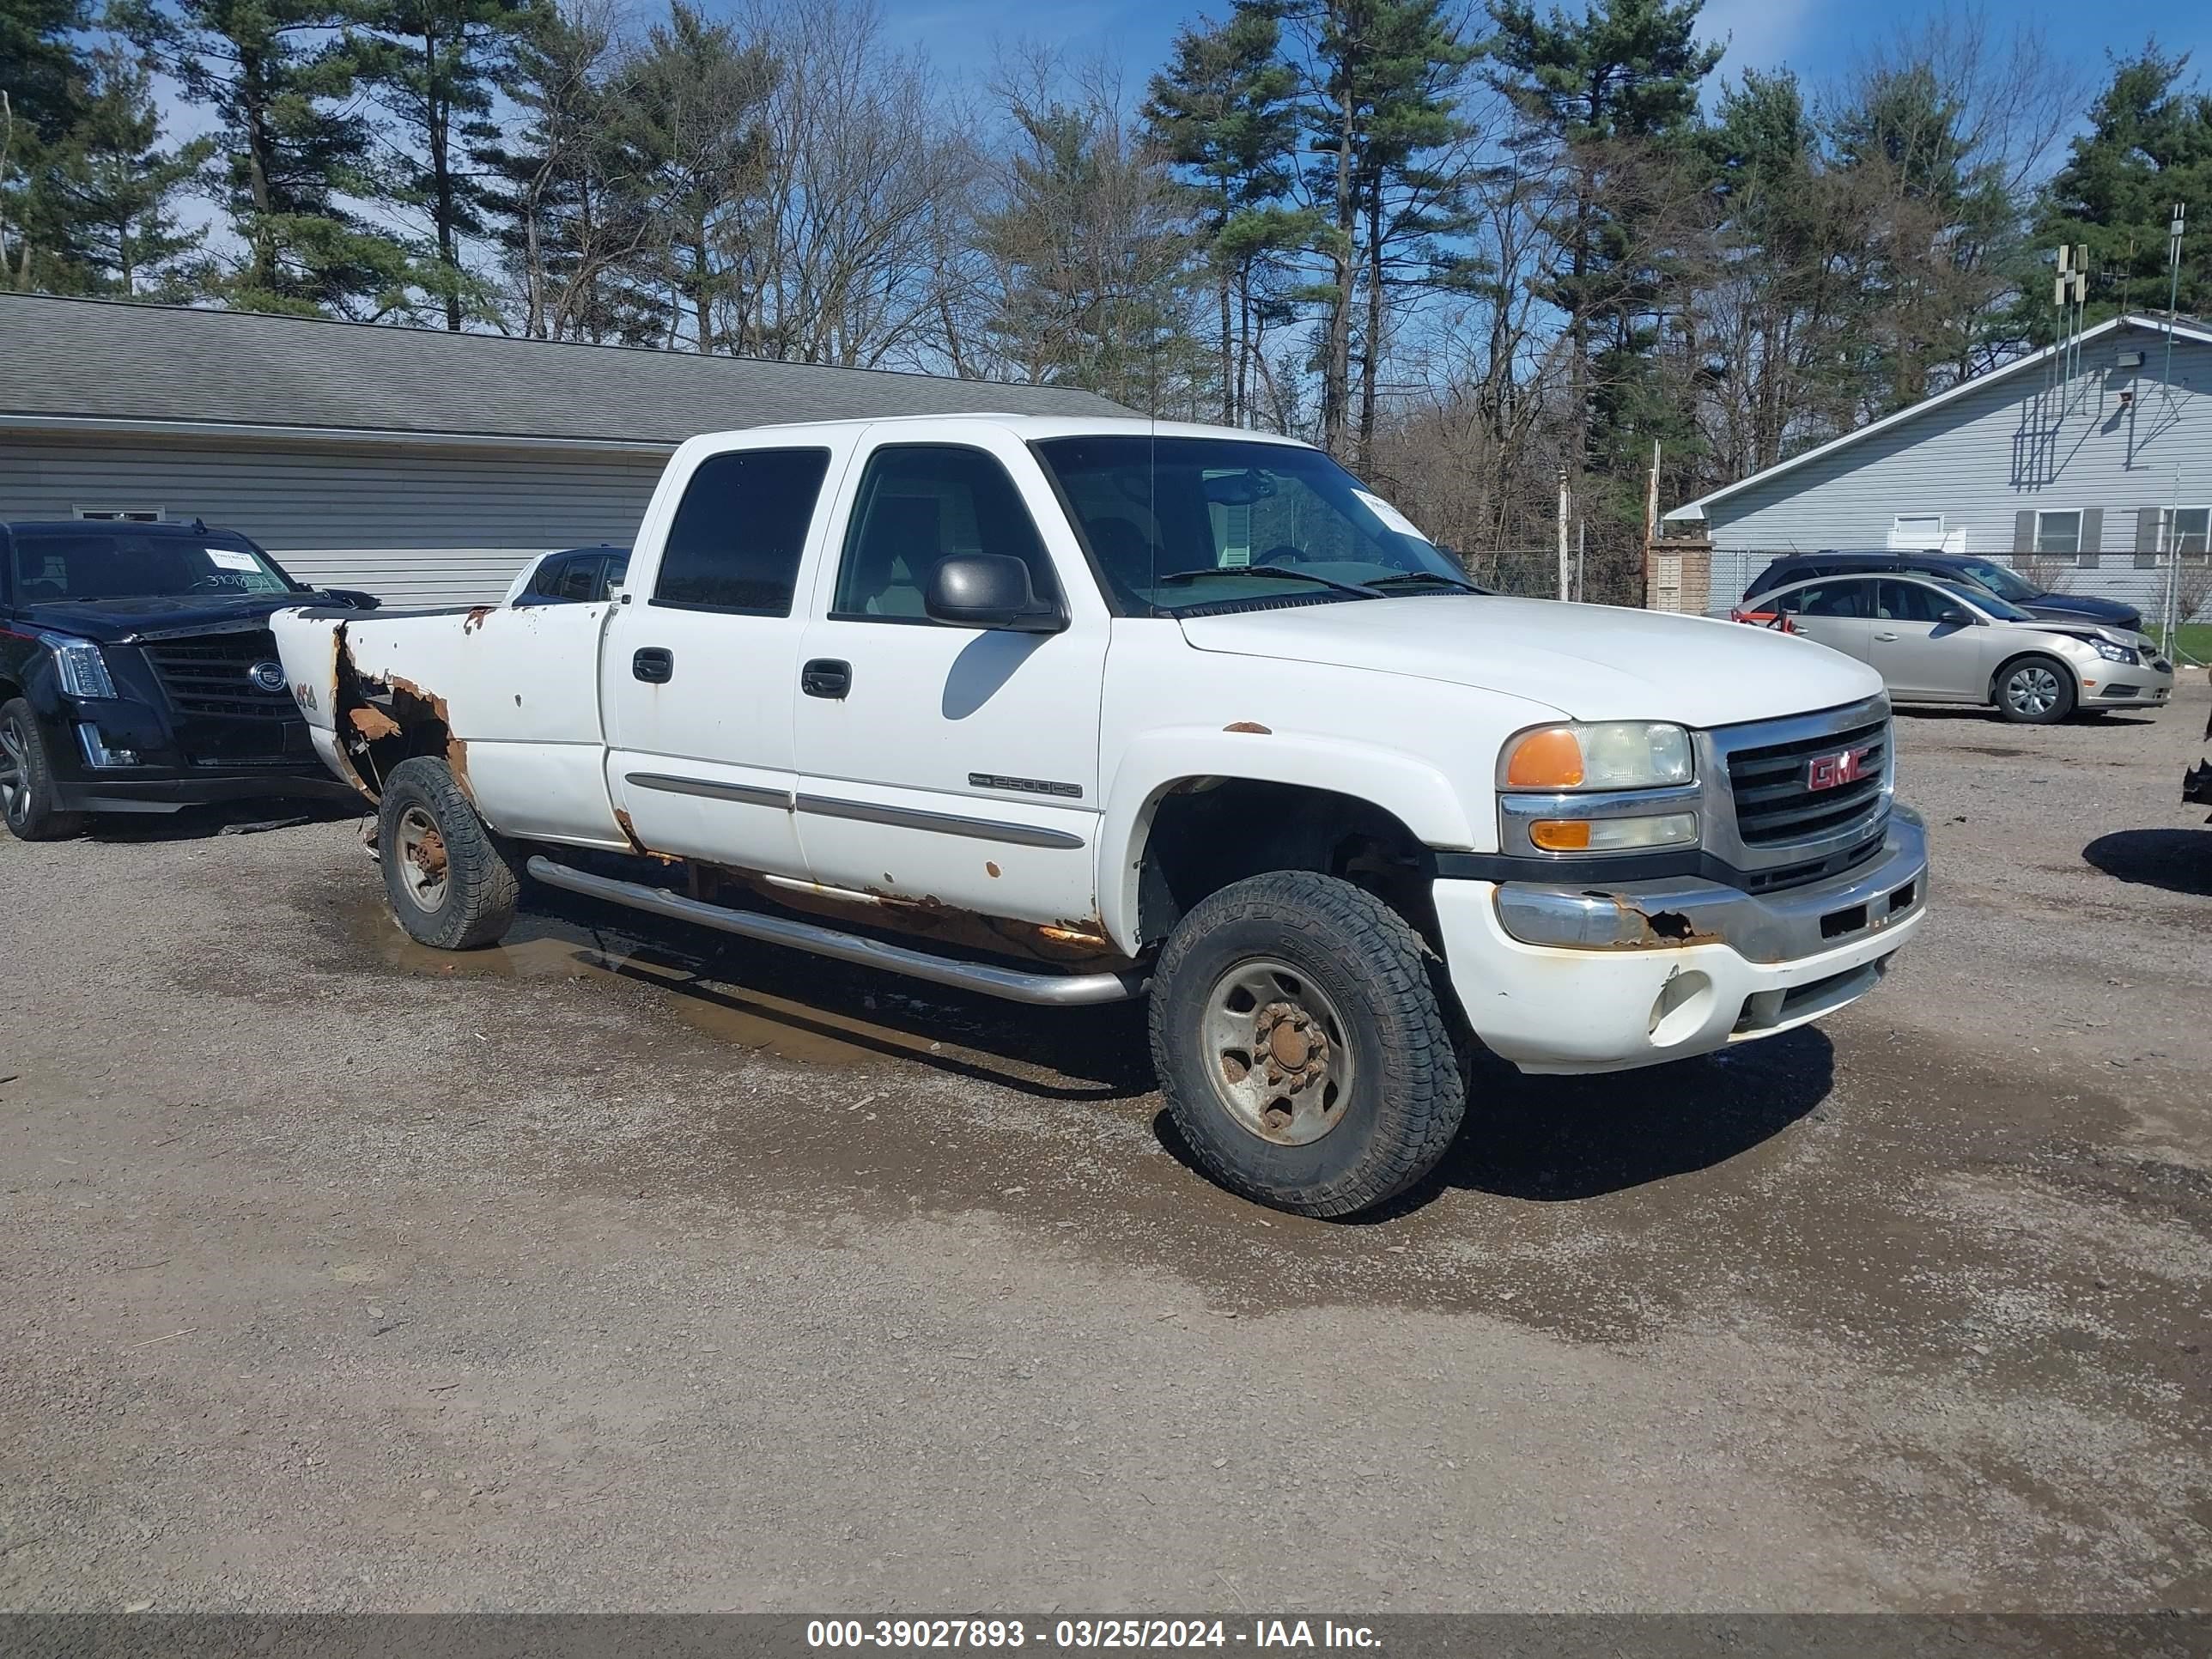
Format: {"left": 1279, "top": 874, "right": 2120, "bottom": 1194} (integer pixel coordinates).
{"left": 1267, "top": 1018, "right": 1312, "bottom": 1070}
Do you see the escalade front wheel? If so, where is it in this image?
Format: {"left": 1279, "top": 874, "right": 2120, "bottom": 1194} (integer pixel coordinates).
{"left": 0, "top": 699, "right": 87, "bottom": 842}
{"left": 1149, "top": 871, "right": 1468, "bottom": 1218}
{"left": 377, "top": 755, "right": 521, "bottom": 950}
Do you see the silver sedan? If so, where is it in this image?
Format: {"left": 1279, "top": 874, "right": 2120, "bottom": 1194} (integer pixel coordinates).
{"left": 1737, "top": 573, "right": 2175, "bottom": 724}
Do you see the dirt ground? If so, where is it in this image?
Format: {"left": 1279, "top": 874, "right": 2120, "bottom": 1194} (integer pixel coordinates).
{"left": 2, "top": 684, "right": 2208, "bottom": 1613}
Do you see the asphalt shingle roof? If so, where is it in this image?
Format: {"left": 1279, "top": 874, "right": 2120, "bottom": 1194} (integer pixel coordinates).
{"left": 0, "top": 293, "right": 1127, "bottom": 443}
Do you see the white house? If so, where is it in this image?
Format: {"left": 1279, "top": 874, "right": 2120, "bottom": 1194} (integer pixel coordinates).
{"left": 1664, "top": 313, "right": 2211, "bottom": 617}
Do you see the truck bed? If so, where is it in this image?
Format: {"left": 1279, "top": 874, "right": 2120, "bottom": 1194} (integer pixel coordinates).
{"left": 270, "top": 600, "right": 631, "bottom": 848}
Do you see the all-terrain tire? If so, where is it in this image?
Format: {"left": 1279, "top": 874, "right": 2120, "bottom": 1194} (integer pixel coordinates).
{"left": 1996, "top": 653, "right": 2076, "bottom": 724}
{"left": 377, "top": 755, "right": 520, "bottom": 949}
{"left": 1148, "top": 870, "right": 1467, "bottom": 1218}
{"left": 0, "top": 698, "right": 87, "bottom": 842}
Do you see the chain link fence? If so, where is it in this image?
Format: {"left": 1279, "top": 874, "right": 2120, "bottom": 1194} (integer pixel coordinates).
{"left": 1456, "top": 547, "right": 1571, "bottom": 599}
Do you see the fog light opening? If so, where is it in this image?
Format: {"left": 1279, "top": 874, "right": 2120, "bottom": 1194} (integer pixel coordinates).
{"left": 76, "top": 723, "right": 140, "bottom": 769}
{"left": 1648, "top": 969, "right": 1715, "bottom": 1046}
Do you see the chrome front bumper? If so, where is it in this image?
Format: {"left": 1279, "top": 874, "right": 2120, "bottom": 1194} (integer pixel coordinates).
{"left": 1493, "top": 807, "right": 1927, "bottom": 963}
{"left": 1431, "top": 808, "right": 1929, "bottom": 1075}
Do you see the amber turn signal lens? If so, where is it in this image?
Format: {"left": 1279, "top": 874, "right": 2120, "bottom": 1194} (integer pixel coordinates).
{"left": 1529, "top": 819, "right": 1593, "bottom": 851}
{"left": 1505, "top": 726, "right": 1583, "bottom": 788}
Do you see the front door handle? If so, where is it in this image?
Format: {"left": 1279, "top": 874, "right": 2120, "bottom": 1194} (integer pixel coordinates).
{"left": 633, "top": 647, "right": 673, "bottom": 684}
{"left": 1873, "top": 631, "right": 1899, "bottom": 641}
{"left": 801, "top": 658, "right": 852, "bottom": 700}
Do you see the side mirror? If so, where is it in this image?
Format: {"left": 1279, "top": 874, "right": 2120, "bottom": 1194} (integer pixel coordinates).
{"left": 325, "top": 587, "right": 382, "bottom": 611}
{"left": 925, "top": 555, "right": 1064, "bottom": 634}
{"left": 1937, "top": 606, "right": 1972, "bottom": 626}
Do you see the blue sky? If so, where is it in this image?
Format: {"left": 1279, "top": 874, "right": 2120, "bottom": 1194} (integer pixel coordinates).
{"left": 878, "top": 0, "right": 2212, "bottom": 112}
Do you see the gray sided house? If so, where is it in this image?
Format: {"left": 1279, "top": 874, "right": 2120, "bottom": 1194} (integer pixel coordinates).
{"left": 0, "top": 294, "right": 1122, "bottom": 608}
{"left": 1665, "top": 314, "right": 2212, "bottom": 617}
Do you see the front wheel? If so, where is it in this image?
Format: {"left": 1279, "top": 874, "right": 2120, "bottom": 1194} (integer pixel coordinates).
{"left": 0, "top": 699, "right": 87, "bottom": 842}
{"left": 1996, "top": 655, "right": 2075, "bottom": 724}
{"left": 1149, "top": 871, "right": 1467, "bottom": 1218}
{"left": 377, "top": 755, "right": 520, "bottom": 949}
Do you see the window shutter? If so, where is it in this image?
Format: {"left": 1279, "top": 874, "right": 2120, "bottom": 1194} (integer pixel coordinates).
{"left": 2012, "top": 510, "right": 2034, "bottom": 554}
{"left": 2079, "top": 507, "right": 2104, "bottom": 568}
{"left": 2136, "top": 507, "right": 2161, "bottom": 568}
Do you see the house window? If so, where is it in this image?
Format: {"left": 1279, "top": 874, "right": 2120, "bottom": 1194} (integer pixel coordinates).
{"left": 74, "top": 506, "right": 163, "bottom": 523}
{"left": 2160, "top": 507, "right": 2210, "bottom": 558}
{"left": 2033, "top": 510, "right": 2082, "bottom": 556}
{"left": 1889, "top": 514, "right": 1944, "bottom": 549}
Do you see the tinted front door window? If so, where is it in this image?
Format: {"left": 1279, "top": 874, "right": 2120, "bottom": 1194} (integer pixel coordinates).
{"left": 831, "top": 445, "right": 1057, "bottom": 622}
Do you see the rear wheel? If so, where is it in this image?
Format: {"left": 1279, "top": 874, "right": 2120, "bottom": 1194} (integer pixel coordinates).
{"left": 0, "top": 699, "right": 87, "bottom": 842}
{"left": 377, "top": 755, "right": 520, "bottom": 949}
{"left": 1149, "top": 871, "right": 1466, "bottom": 1218}
{"left": 1996, "top": 655, "right": 2075, "bottom": 724}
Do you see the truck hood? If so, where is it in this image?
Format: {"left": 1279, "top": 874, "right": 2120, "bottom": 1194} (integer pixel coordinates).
{"left": 15, "top": 593, "right": 319, "bottom": 645}
{"left": 1176, "top": 597, "right": 1884, "bottom": 727}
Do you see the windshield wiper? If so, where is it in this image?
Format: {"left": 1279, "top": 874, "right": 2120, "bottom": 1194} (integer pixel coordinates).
{"left": 1366, "top": 570, "right": 1480, "bottom": 593}
{"left": 1158, "top": 566, "right": 1381, "bottom": 599}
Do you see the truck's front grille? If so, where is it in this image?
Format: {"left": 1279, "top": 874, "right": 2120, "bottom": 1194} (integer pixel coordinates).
{"left": 1725, "top": 714, "right": 1889, "bottom": 846}
{"left": 143, "top": 629, "right": 293, "bottom": 721}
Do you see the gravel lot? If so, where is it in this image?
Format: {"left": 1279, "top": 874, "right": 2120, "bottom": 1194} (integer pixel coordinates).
{"left": 2, "top": 684, "right": 2208, "bottom": 1613}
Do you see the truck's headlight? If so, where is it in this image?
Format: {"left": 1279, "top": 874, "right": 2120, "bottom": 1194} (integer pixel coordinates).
{"left": 1503, "top": 722, "right": 1692, "bottom": 790}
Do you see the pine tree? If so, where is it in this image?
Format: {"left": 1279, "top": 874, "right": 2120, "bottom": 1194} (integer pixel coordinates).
{"left": 2031, "top": 45, "right": 2211, "bottom": 331}
{"left": 1701, "top": 69, "right": 1861, "bottom": 471}
{"left": 1486, "top": 0, "right": 1719, "bottom": 485}
{"left": 356, "top": 0, "right": 531, "bottom": 331}
{"left": 1828, "top": 58, "right": 2019, "bottom": 404}
{"left": 1, "top": 0, "right": 94, "bottom": 286}
{"left": 477, "top": 0, "right": 656, "bottom": 342}
{"left": 980, "top": 86, "right": 1202, "bottom": 410}
{"left": 116, "top": 0, "right": 415, "bottom": 316}
{"left": 43, "top": 45, "right": 215, "bottom": 295}
{"left": 619, "top": 2, "right": 777, "bottom": 352}
{"left": 1295, "top": 0, "right": 1484, "bottom": 464}
{"left": 1144, "top": 3, "right": 1308, "bottom": 425}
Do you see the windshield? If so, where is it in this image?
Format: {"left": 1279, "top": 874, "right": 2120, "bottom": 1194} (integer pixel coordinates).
{"left": 1032, "top": 436, "right": 1472, "bottom": 615}
{"left": 10, "top": 530, "right": 303, "bottom": 603}
{"left": 1955, "top": 559, "right": 2040, "bottom": 603}
{"left": 1936, "top": 580, "right": 2032, "bottom": 622}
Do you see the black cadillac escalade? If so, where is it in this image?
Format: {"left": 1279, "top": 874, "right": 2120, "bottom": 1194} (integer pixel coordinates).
{"left": 0, "top": 520, "right": 376, "bottom": 839}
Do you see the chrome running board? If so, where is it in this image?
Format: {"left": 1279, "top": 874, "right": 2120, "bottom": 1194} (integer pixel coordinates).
{"left": 526, "top": 857, "right": 1146, "bottom": 1007}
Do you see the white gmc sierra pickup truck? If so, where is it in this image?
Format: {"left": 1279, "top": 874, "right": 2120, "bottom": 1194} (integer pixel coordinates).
{"left": 272, "top": 415, "right": 1928, "bottom": 1217}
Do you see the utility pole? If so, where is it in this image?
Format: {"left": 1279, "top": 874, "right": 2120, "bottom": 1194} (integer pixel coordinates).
{"left": 1556, "top": 468, "right": 1571, "bottom": 602}
{"left": 2164, "top": 204, "right": 2185, "bottom": 387}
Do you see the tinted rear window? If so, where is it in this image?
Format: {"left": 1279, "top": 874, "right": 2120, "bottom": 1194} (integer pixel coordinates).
{"left": 654, "top": 449, "right": 831, "bottom": 614}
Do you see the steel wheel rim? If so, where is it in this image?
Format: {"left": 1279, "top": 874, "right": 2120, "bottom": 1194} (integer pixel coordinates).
{"left": 2008, "top": 665, "right": 2060, "bottom": 715}
{"left": 394, "top": 805, "right": 450, "bottom": 911}
{"left": 0, "top": 717, "right": 29, "bottom": 828}
{"left": 1200, "top": 956, "right": 1356, "bottom": 1146}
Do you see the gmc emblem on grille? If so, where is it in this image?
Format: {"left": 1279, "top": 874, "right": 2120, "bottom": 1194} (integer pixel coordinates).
{"left": 1806, "top": 744, "right": 1875, "bottom": 792}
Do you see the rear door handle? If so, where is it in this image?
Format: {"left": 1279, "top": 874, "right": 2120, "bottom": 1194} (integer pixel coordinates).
{"left": 632, "top": 647, "right": 673, "bottom": 684}
{"left": 801, "top": 659, "right": 851, "bottom": 700}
